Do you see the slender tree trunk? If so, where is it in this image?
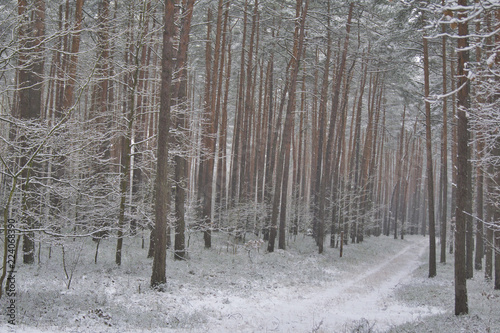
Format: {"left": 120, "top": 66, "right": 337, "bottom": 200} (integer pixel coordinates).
{"left": 334, "top": 60, "right": 355, "bottom": 245}
{"left": 400, "top": 132, "right": 412, "bottom": 240}
{"left": 450, "top": 46, "right": 457, "bottom": 255}
{"left": 172, "top": 0, "right": 195, "bottom": 260}
{"left": 296, "top": 69, "right": 306, "bottom": 238}
{"left": 199, "top": 9, "right": 213, "bottom": 248}
{"left": 474, "top": 143, "right": 484, "bottom": 271}
{"left": 393, "top": 107, "right": 406, "bottom": 240}
{"left": 493, "top": 9, "right": 500, "bottom": 290}
{"left": 229, "top": 0, "right": 248, "bottom": 207}
{"left": 484, "top": 165, "right": 493, "bottom": 280}
{"left": 455, "top": 0, "right": 469, "bottom": 314}
{"left": 440, "top": 4, "right": 448, "bottom": 263}
{"left": 262, "top": 55, "right": 274, "bottom": 242}
{"left": 310, "top": 48, "right": 320, "bottom": 221}
{"left": 470, "top": 0, "right": 482, "bottom": 272}
{"left": 423, "top": 30, "right": 436, "bottom": 278}
{"left": 278, "top": 128, "right": 293, "bottom": 250}
{"left": 215, "top": 1, "right": 231, "bottom": 228}
{"left": 494, "top": 138, "right": 500, "bottom": 289}
{"left": 268, "top": 0, "right": 307, "bottom": 253}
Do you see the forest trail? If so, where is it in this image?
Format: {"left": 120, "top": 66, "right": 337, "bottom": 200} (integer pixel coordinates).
{"left": 205, "top": 236, "right": 443, "bottom": 332}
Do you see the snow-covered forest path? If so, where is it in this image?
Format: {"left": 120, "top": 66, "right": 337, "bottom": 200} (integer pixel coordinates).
{"left": 203, "top": 236, "right": 443, "bottom": 332}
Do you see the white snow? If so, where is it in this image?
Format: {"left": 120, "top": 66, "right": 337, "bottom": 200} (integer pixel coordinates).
{"left": 486, "top": 53, "right": 496, "bottom": 68}
{"left": 200, "top": 237, "right": 442, "bottom": 332}
{"left": 0, "top": 233, "right": 498, "bottom": 333}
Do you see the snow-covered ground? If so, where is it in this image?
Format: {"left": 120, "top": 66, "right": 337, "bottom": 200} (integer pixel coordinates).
{"left": 0, "top": 233, "right": 498, "bottom": 332}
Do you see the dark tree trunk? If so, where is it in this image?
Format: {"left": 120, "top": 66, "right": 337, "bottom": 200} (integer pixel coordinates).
{"left": 454, "top": 0, "right": 469, "bottom": 315}
{"left": 423, "top": 30, "right": 436, "bottom": 278}
{"left": 173, "top": 0, "right": 195, "bottom": 260}
{"left": 313, "top": 12, "right": 332, "bottom": 251}
{"left": 151, "top": 0, "right": 175, "bottom": 289}
{"left": 18, "top": 0, "right": 45, "bottom": 265}
{"left": 440, "top": 3, "right": 448, "bottom": 263}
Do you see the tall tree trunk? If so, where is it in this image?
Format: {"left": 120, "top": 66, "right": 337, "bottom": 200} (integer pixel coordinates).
{"left": 215, "top": 1, "right": 231, "bottom": 229}
{"left": 440, "top": 2, "right": 448, "bottom": 263}
{"left": 18, "top": 0, "right": 45, "bottom": 265}
{"left": 278, "top": 126, "right": 293, "bottom": 250}
{"left": 345, "top": 92, "right": 358, "bottom": 241}
{"left": 334, "top": 59, "right": 356, "bottom": 245}
{"left": 450, "top": 47, "right": 457, "bottom": 255}
{"left": 493, "top": 139, "right": 500, "bottom": 290}
{"left": 310, "top": 48, "right": 320, "bottom": 221}
{"left": 239, "top": 0, "right": 259, "bottom": 207}
{"left": 295, "top": 68, "right": 306, "bottom": 238}
{"left": 151, "top": 0, "right": 175, "bottom": 289}
{"left": 400, "top": 119, "right": 411, "bottom": 240}
{"left": 172, "top": 0, "right": 195, "bottom": 260}
{"left": 393, "top": 107, "right": 406, "bottom": 240}
{"left": 493, "top": 8, "right": 500, "bottom": 291}
{"left": 262, "top": 55, "right": 274, "bottom": 241}
{"left": 319, "top": 3, "right": 354, "bottom": 252}
{"left": 349, "top": 52, "right": 368, "bottom": 245}
{"left": 313, "top": 12, "right": 332, "bottom": 250}
{"left": 268, "top": 0, "right": 307, "bottom": 253}
{"left": 454, "top": 0, "right": 469, "bottom": 315}
{"left": 199, "top": 9, "right": 213, "bottom": 247}
{"left": 229, "top": 0, "right": 248, "bottom": 207}
{"left": 484, "top": 168, "right": 493, "bottom": 280}
{"left": 423, "top": 29, "right": 436, "bottom": 278}
{"left": 471, "top": 0, "right": 483, "bottom": 272}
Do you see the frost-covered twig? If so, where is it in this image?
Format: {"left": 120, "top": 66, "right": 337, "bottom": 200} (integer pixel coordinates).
{"left": 61, "top": 241, "right": 84, "bottom": 289}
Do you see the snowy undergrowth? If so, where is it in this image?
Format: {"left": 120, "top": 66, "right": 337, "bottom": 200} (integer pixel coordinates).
{"left": 0, "top": 232, "right": 497, "bottom": 332}
{"left": 389, "top": 245, "right": 500, "bottom": 333}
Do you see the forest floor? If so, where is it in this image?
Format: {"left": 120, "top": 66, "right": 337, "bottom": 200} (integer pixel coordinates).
{"left": 0, "top": 232, "right": 498, "bottom": 332}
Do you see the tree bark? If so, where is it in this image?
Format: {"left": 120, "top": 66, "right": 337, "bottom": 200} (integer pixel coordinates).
{"left": 484, "top": 165, "right": 493, "bottom": 280}
{"left": 494, "top": 138, "right": 500, "bottom": 290}
{"left": 326, "top": 5, "right": 353, "bottom": 247}
{"left": 18, "top": 0, "right": 45, "bottom": 265}
{"left": 268, "top": 0, "right": 307, "bottom": 253}
{"left": 455, "top": 0, "right": 469, "bottom": 315}
{"left": 423, "top": 29, "right": 436, "bottom": 278}
{"left": 493, "top": 8, "right": 500, "bottom": 290}
{"left": 62, "top": 0, "right": 84, "bottom": 112}
{"left": 440, "top": 2, "right": 448, "bottom": 263}
{"left": 173, "top": 0, "right": 195, "bottom": 260}
{"left": 313, "top": 14, "right": 332, "bottom": 250}
{"left": 151, "top": 0, "right": 175, "bottom": 289}
{"left": 229, "top": 0, "right": 248, "bottom": 207}
{"left": 215, "top": 1, "right": 231, "bottom": 229}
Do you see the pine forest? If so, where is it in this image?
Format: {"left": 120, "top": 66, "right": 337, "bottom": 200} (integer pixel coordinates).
{"left": 0, "top": 0, "right": 499, "bottom": 332}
